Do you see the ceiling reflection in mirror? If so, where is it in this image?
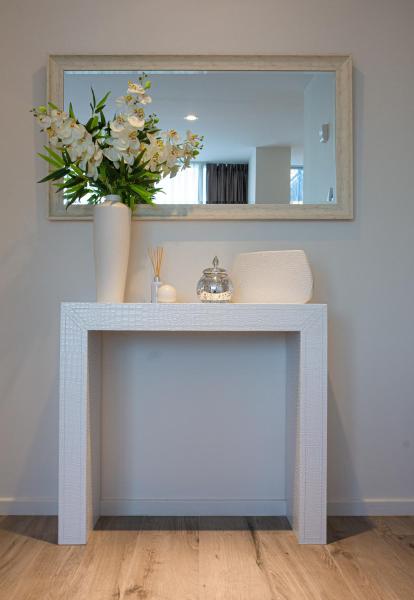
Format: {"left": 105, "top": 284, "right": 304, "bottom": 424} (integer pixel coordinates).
{"left": 64, "top": 70, "right": 336, "bottom": 206}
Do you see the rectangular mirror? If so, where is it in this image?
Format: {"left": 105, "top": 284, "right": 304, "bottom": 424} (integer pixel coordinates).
{"left": 48, "top": 55, "right": 353, "bottom": 220}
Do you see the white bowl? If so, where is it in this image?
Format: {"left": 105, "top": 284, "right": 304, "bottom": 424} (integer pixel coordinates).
{"left": 231, "top": 250, "right": 313, "bottom": 303}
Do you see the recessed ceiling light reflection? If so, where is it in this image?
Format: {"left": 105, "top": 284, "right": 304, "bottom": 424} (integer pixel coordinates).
{"left": 184, "top": 114, "right": 198, "bottom": 121}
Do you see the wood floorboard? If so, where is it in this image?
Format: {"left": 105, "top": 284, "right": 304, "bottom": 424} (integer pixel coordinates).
{"left": 0, "top": 516, "right": 413, "bottom": 600}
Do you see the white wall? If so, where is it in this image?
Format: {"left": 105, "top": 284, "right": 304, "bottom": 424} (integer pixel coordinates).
{"left": 101, "top": 332, "right": 286, "bottom": 515}
{"left": 255, "top": 146, "right": 291, "bottom": 204}
{"left": 248, "top": 150, "right": 256, "bottom": 204}
{"left": 303, "top": 73, "right": 336, "bottom": 203}
{"left": 1, "top": 0, "right": 414, "bottom": 517}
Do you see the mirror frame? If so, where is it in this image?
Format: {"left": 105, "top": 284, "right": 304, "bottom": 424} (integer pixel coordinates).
{"left": 48, "top": 54, "right": 353, "bottom": 220}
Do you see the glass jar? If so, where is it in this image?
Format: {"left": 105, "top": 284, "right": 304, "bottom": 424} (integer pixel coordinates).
{"left": 196, "top": 256, "right": 233, "bottom": 303}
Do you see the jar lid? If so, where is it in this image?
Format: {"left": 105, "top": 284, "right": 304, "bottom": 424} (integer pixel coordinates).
{"left": 203, "top": 256, "right": 227, "bottom": 275}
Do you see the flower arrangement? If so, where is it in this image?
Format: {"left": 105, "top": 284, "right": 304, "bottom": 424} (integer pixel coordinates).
{"left": 32, "top": 76, "right": 203, "bottom": 211}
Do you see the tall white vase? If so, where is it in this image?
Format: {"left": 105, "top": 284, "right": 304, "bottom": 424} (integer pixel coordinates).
{"left": 93, "top": 195, "right": 131, "bottom": 303}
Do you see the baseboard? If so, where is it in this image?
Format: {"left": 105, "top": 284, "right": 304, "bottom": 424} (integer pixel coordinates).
{"left": 328, "top": 499, "right": 414, "bottom": 516}
{"left": 0, "top": 497, "right": 58, "bottom": 515}
{"left": 1, "top": 497, "right": 414, "bottom": 517}
{"left": 100, "top": 499, "right": 287, "bottom": 516}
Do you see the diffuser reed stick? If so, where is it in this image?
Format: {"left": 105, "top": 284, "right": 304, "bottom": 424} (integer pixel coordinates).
{"left": 148, "top": 246, "right": 164, "bottom": 303}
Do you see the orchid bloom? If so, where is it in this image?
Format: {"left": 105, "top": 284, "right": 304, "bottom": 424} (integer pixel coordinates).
{"left": 127, "top": 81, "right": 146, "bottom": 95}
{"left": 126, "top": 106, "right": 145, "bottom": 129}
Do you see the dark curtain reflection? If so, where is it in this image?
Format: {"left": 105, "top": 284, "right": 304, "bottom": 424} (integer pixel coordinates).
{"left": 206, "top": 164, "right": 248, "bottom": 204}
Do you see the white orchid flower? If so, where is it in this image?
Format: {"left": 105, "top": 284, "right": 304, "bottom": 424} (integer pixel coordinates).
{"left": 146, "top": 151, "right": 163, "bottom": 172}
{"left": 123, "top": 151, "right": 136, "bottom": 166}
{"left": 51, "top": 109, "right": 68, "bottom": 128}
{"left": 163, "top": 129, "right": 180, "bottom": 144}
{"left": 168, "top": 164, "right": 180, "bottom": 178}
{"left": 138, "top": 93, "right": 152, "bottom": 105}
{"left": 164, "top": 144, "right": 183, "bottom": 168}
{"left": 126, "top": 106, "right": 145, "bottom": 129}
{"left": 57, "top": 119, "right": 86, "bottom": 145}
{"left": 186, "top": 130, "right": 201, "bottom": 147}
{"left": 46, "top": 126, "right": 60, "bottom": 147}
{"left": 36, "top": 113, "right": 53, "bottom": 129}
{"left": 110, "top": 114, "right": 129, "bottom": 133}
{"left": 103, "top": 145, "right": 122, "bottom": 163}
{"left": 127, "top": 81, "right": 145, "bottom": 95}
{"left": 87, "top": 146, "right": 103, "bottom": 180}
{"left": 146, "top": 135, "right": 165, "bottom": 154}
{"left": 115, "top": 94, "right": 136, "bottom": 107}
{"left": 111, "top": 126, "right": 141, "bottom": 151}
{"left": 67, "top": 131, "right": 95, "bottom": 164}
{"left": 124, "top": 129, "right": 141, "bottom": 151}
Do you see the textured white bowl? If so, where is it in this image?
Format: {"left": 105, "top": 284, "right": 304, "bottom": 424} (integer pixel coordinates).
{"left": 231, "top": 250, "right": 313, "bottom": 303}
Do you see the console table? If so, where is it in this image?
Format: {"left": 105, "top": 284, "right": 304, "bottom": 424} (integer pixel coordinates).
{"left": 59, "top": 303, "right": 327, "bottom": 545}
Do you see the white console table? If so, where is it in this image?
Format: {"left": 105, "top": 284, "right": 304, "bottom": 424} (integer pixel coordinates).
{"left": 59, "top": 303, "right": 327, "bottom": 545}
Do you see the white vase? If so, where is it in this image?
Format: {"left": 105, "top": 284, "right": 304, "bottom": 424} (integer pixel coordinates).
{"left": 93, "top": 195, "right": 131, "bottom": 303}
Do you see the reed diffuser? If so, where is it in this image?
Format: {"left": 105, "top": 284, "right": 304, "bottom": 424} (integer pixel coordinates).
{"left": 148, "top": 246, "right": 164, "bottom": 303}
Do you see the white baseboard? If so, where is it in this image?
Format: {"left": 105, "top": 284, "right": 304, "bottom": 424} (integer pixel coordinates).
{"left": 100, "top": 499, "right": 287, "bottom": 516}
{"left": 1, "top": 497, "right": 414, "bottom": 517}
{"left": 0, "top": 497, "right": 58, "bottom": 515}
{"left": 327, "top": 499, "right": 414, "bottom": 516}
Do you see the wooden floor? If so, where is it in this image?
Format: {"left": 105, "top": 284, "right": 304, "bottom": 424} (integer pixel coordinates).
{"left": 0, "top": 516, "right": 414, "bottom": 599}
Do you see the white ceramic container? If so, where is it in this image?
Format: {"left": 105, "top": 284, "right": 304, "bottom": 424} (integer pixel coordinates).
{"left": 93, "top": 195, "right": 131, "bottom": 302}
{"left": 231, "top": 250, "right": 313, "bottom": 303}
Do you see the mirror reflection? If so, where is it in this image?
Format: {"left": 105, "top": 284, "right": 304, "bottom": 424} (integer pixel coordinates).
{"left": 64, "top": 70, "right": 336, "bottom": 206}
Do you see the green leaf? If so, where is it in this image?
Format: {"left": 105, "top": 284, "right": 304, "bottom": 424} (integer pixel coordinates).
{"left": 57, "top": 176, "right": 85, "bottom": 190}
{"left": 129, "top": 183, "right": 152, "bottom": 200}
{"left": 68, "top": 102, "right": 75, "bottom": 119}
{"left": 70, "top": 164, "right": 88, "bottom": 178}
{"left": 95, "top": 91, "right": 111, "bottom": 112}
{"left": 63, "top": 182, "right": 85, "bottom": 195}
{"left": 85, "top": 115, "right": 99, "bottom": 132}
{"left": 38, "top": 167, "right": 68, "bottom": 183}
{"left": 48, "top": 101, "right": 59, "bottom": 110}
{"left": 98, "top": 110, "right": 106, "bottom": 128}
{"left": 37, "top": 152, "right": 63, "bottom": 169}
{"left": 43, "top": 145, "right": 65, "bottom": 166}
{"left": 87, "top": 194, "right": 100, "bottom": 205}
{"left": 91, "top": 87, "right": 96, "bottom": 109}
{"left": 62, "top": 148, "right": 72, "bottom": 166}
{"left": 65, "top": 195, "right": 80, "bottom": 209}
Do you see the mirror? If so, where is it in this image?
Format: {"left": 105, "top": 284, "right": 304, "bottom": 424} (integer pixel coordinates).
{"left": 48, "top": 55, "right": 353, "bottom": 220}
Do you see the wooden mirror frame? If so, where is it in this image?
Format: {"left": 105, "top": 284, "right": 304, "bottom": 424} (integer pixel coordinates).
{"left": 48, "top": 54, "right": 353, "bottom": 220}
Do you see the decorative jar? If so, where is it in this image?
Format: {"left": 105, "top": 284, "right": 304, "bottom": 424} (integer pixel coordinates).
{"left": 196, "top": 256, "right": 233, "bottom": 303}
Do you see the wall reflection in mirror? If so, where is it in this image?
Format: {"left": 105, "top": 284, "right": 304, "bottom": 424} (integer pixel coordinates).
{"left": 64, "top": 70, "right": 336, "bottom": 206}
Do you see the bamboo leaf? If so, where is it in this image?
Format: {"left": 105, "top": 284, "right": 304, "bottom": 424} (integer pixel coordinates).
{"left": 129, "top": 183, "right": 152, "bottom": 200}
{"left": 95, "top": 91, "right": 111, "bottom": 111}
{"left": 48, "top": 101, "right": 59, "bottom": 110}
{"left": 62, "top": 149, "right": 72, "bottom": 166}
{"left": 85, "top": 116, "right": 99, "bottom": 132}
{"left": 57, "top": 177, "right": 85, "bottom": 190}
{"left": 38, "top": 167, "right": 68, "bottom": 183}
{"left": 68, "top": 102, "right": 75, "bottom": 119}
{"left": 99, "top": 110, "right": 106, "bottom": 128}
{"left": 63, "top": 182, "right": 85, "bottom": 195}
{"left": 70, "top": 164, "right": 88, "bottom": 178}
{"left": 43, "top": 145, "right": 65, "bottom": 166}
{"left": 37, "top": 152, "right": 63, "bottom": 168}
